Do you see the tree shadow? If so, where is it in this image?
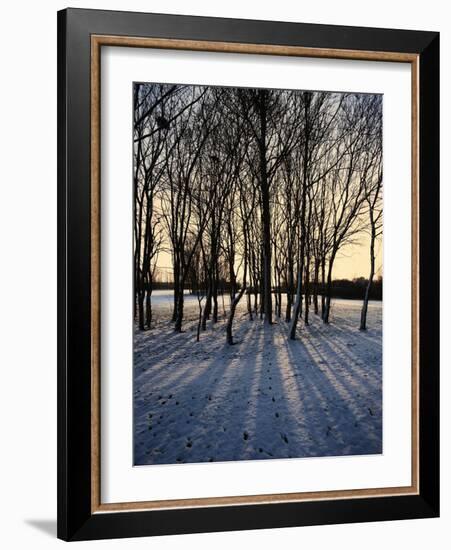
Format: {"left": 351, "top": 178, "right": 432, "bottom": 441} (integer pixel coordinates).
{"left": 134, "top": 300, "right": 382, "bottom": 464}
{"left": 134, "top": 318, "right": 263, "bottom": 464}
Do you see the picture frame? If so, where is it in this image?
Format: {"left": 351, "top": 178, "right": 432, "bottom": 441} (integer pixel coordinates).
{"left": 57, "top": 7, "right": 439, "bottom": 541}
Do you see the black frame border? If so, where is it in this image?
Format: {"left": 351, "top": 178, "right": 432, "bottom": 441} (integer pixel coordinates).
{"left": 57, "top": 8, "right": 439, "bottom": 541}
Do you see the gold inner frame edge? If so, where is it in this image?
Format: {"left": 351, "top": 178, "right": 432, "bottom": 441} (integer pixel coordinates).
{"left": 90, "top": 34, "right": 420, "bottom": 514}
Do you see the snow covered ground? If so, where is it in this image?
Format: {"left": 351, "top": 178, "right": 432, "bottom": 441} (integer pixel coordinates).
{"left": 134, "top": 291, "right": 382, "bottom": 465}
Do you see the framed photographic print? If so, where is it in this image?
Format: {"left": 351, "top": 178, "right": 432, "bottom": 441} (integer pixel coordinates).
{"left": 57, "top": 8, "right": 439, "bottom": 541}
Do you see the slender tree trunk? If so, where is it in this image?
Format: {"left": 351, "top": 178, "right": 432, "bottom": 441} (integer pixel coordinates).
{"left": 323, "top": 250, "right": 337, "bottom": 324}
{"left": 321, "top": 257, "right": 326, "bottom": 319}
{"left": 145, "top": 286, "right": 152, "bottom": 329}
{"left": 360, "top": 220, "right": 376, "bottom": 330}
{"left": 289, "top": 262, "right": 303, "bottom": 340}
{"left": 247, "top": 290, "right": 253, "bottom": 320}
{"left": 174, "top": 285, "right": 184, "bottom": 332}
{"left": 313, "top": 259, "right": 319, "bottom": 315}
{"left": 196, "top": 298, "right": 203, "bottom": 342}
{"left": 227, "top": 214, "right": 249, "bottom": 344}
{"left": 226, "top": 287, "right": 246, "bottom": 345}
{"left": 201, "top": 287, "right": 212, "bottom": 330}
{"left": 171, "top": 259, "right": 180, "bottom": 323}
{"left": 212, "top": 274, "right": 219, "bottom": 323}
{"left": 285, "top": 257, "right": 293, "bottom": 322}
{"left": 138, "top": 287, "right": 145, "bottom": 331}
{"left": 258, "top": 91, "right": 273, "bottom": 325}
{"left": 304, "top": 261, "right": 310, "bottom": 325}
{"left": 221, "top": 289, "right": 226, "bottom": 318}
{"left": 289, "top": 93, "right": 311, "bottom": 340}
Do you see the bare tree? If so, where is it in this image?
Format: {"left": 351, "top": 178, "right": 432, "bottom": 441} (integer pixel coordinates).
{"left": 359, "top": 97, "right": 383, "bottom": 330}
{"left": 226, "top": 181, "right": 257, "bottom": 344}
{"left": 133, "top": 83, "right": 179, "bottom": 329}
{"left": 289, "top": 92, "right": 340, "bottom": 338}
{"left": 322, "top": 95, "right": 380, "bottom": 324}
{"left": 160, "top": 88, "right": 218, "bottom": 332}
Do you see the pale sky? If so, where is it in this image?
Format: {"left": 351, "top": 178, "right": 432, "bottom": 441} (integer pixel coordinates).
{"left": 154, "top": 233, "right": 382, "bottom": 282}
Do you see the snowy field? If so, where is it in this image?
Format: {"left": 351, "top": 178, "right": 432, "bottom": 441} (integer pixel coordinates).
{"left": 134, "top": 291, "right": 382, "bottom": 465}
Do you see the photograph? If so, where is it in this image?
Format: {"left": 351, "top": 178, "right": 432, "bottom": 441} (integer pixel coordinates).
{"left": 133, "top": 82, "right": 383, "bottom": 466}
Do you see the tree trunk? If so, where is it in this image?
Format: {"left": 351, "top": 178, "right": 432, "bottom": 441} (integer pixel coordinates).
{"left": 258, "top": 91, "right": 273, "bottom": 325}
{"left": 289, "top": 265, "right": 302, "bottom": 339}
{"left": 323, "top": 251, "right": 336, "bottom": 324}
{"left": 288, "top": 92, "right": 311, "bottom": 340}
{"left": 226, "top": 287, "right": 246, "bottom": 345}
{"left": 304, "top": 261, "right": 310, "bottom": 325}
{"left": 196, "top": 299, "right": 203, "bottom": 342}
{"left": 171, "top": 260, "right": 180, "bottom": 323}
{"left": 285, "top": 258, "right": 293, "bottom": 322}
{"left": 145, "top": 288, "right": 152, "bottom": 329}
{"left": 360, "top": 221, "right": 376, "bottom": 330}
{"left": 201, "top": 287, "right": 212, "bottom": 330}
{"left": 138, "top": 288, "right": 145, "bottom": 331}
{"left": 313, "top": 259, "right": 319, "bottom": 315}
{"left": 247, "top": 290, "right": 253, "bottom": 320}
{"left": 212, "top": 276, "right": 219, "bottom": 323}
{"left": 174, "top": 281, "right": 184, "bottom": 332}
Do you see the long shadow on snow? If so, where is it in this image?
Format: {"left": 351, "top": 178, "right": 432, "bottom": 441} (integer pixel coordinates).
{"left": 134, "top": 319, "right": 263, "bottom": 465}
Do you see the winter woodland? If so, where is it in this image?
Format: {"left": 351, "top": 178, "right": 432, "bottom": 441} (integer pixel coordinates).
{"left": 133, "top": 83, "right": 383, "bottom": 465}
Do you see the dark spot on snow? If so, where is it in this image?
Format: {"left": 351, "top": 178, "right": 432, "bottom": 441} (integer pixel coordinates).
{"left": 272, "top": 397, "right": 276, "bottom": 402}
{"left": 258, "top": 448, "right": 263, "bottom": 453}
{"left": 243, "top": 431, "right": 249, "bottom": 441}
{"left": 189, "top": 412, "right": 193, "bottom": 416}
{"left": 186, "top": 441, "right": 192, "bottom": 448}
{"left": 168, "top": 394, "right": 173, "bottom": 399}
{"left": 176, "top": 401, "right": 179, "bottom": 405}
{"left": 280, "top": 433, "right": 289, "bottom": 444}
{"left": 275, "top": 412, "right": 279, "bottom": 418}
{"left": 368, "top": 408, "right": 374, "bottom": 416}
{"left": 269, "top": 386, "right": 272, "bottom": 390}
